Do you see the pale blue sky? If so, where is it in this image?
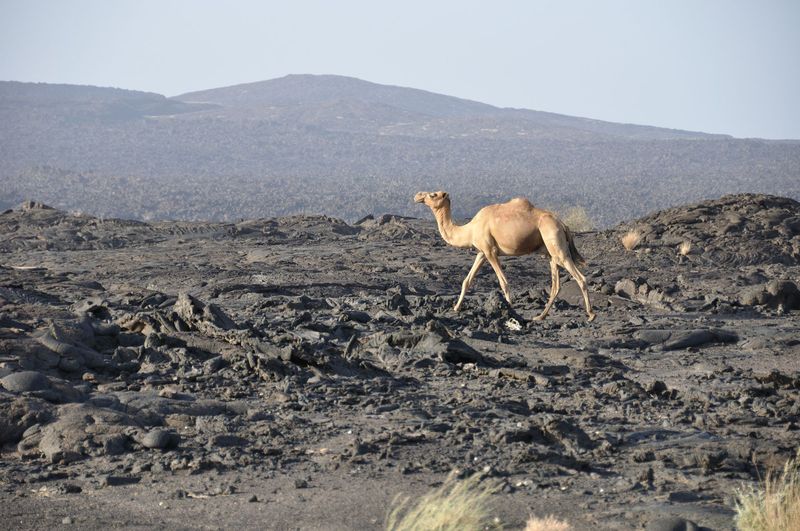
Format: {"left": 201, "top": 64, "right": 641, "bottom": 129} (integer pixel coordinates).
{"left": 1, "top": 0, "right": 798, "bottom": 139}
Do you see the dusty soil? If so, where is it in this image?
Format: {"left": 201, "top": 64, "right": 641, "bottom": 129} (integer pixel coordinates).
{"left": 1, "top": 194, "right": 799, "bottom": 530}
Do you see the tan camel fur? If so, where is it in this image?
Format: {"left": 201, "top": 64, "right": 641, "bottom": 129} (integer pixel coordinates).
{"left": 414, "top": 191, "right": 595, "bottom": 321}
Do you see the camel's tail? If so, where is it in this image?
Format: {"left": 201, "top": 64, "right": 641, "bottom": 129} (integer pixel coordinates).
{"left": 565, "top": 226, "right": 587, "bottom": 267}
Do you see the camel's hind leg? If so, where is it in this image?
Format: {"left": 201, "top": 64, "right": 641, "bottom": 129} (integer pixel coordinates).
{"left": 540, "top": 218, "right": 596, "bottom": 322}
{"left": 454, "top": 252, "right": 485, "bottom": 312}
{"left": 534, "top": 258, "right": 561, "bottom": 321}
{"left": 560, "top": 257, "right": 596, "bottom": 321}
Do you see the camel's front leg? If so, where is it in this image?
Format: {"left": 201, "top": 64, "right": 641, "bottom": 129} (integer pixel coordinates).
{"left": 485, "top": 252, "right": 511, "bottom": 304}
{"left": 454, "top": 252, "right": 485, "bottom": 312}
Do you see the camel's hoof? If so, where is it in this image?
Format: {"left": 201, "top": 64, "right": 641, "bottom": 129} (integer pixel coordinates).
{"left": 587, "top": 313, "right": 597, "bottom": 322}
{"left": 532, "top": 314, "right": 546, "bottom": 321}
{"left": 453, "top": 306, "right": 461, "bottom": 313}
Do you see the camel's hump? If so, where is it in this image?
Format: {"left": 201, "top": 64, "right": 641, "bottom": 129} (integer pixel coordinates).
{"left": 508, "top": 197, "right": 534, "bottom": 207}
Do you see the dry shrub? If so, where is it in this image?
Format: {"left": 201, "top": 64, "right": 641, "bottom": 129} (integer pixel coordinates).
{"left": 735, "top": 450, "right": 800, "bottom": 531}
{"left": 620, "top": 229, "right": 642, "bottom": 251}
{"left": 385, "top": 472, "right": 501, "bottom": 531}
{"left": 561, "top": 206, "right": 594, "bottom": 232}
{"left": 678, "top": 241, "right": 692, "bottom": 256}
{"left": 525, "top": 515, "right": 573, "bottom": 531}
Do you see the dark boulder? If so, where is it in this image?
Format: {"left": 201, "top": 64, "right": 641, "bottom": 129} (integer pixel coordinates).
{"left": 1, "top": 371, "right": 51, "bottom": 393}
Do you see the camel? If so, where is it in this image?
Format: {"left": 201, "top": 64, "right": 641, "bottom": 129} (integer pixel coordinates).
{"left": 414, "top": 191, "right": 595, "bottom": 321}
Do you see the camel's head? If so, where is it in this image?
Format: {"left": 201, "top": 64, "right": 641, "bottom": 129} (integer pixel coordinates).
{"left": 414, "top": 191, "right": 450, "bottom": 210}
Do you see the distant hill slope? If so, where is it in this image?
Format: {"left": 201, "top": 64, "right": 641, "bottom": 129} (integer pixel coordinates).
{"left": 0, "top": 81, "right": 216, "bottom": 122}
{"left": 1, "top": 75, "right": 798, "bottom": 226}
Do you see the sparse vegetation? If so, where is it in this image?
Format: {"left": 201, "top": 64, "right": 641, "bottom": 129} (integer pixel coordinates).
{"left": 678, "top": 241, "right": 692, "bottom": 256}
{"left": 735, "top": 451, "right": 800, "bottom": 531}
{"left": 2, "top": 79, "right": 799, "bottom": 226}
{"left": 621, "top": 229, "right": 642, "bottom": 251}
{"left": 525, "top": 515, "right": 573, "bottom": 531}
{"left": 385, "top": 472, "right": 501, "bottom": 531}
{"left": 561, "top": 206, "right": 594, "bottom": 232}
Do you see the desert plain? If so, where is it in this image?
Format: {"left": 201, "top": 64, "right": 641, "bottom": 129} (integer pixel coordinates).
{"left": 1, "top": 193, "right": 799, "bottom": 530}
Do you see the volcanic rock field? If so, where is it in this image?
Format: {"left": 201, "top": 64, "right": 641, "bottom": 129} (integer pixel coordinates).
{"left": 1, "top": 193, "right": 799, "bottom": 530}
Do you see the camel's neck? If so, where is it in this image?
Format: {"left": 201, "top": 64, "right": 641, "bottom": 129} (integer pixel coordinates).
{"left": 433, "top": 205, "right": 472, "bottom": 248}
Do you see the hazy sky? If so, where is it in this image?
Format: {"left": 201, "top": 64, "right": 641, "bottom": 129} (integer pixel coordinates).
{"left": 1, "top": 0, "right": 799, "bottom": 139}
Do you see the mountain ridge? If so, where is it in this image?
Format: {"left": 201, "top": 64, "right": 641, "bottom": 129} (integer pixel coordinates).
{"left": 175, "top": 74, "right": 729, "bottom": 140}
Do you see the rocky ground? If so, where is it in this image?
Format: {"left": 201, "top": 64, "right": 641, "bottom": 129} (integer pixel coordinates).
{"left": 1, "top": 194, "right": 799, "bottom": 530}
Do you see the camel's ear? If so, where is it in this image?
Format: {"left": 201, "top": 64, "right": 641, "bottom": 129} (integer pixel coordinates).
{"left": 442, "top": 192, "right": 449, "bottom": 199}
